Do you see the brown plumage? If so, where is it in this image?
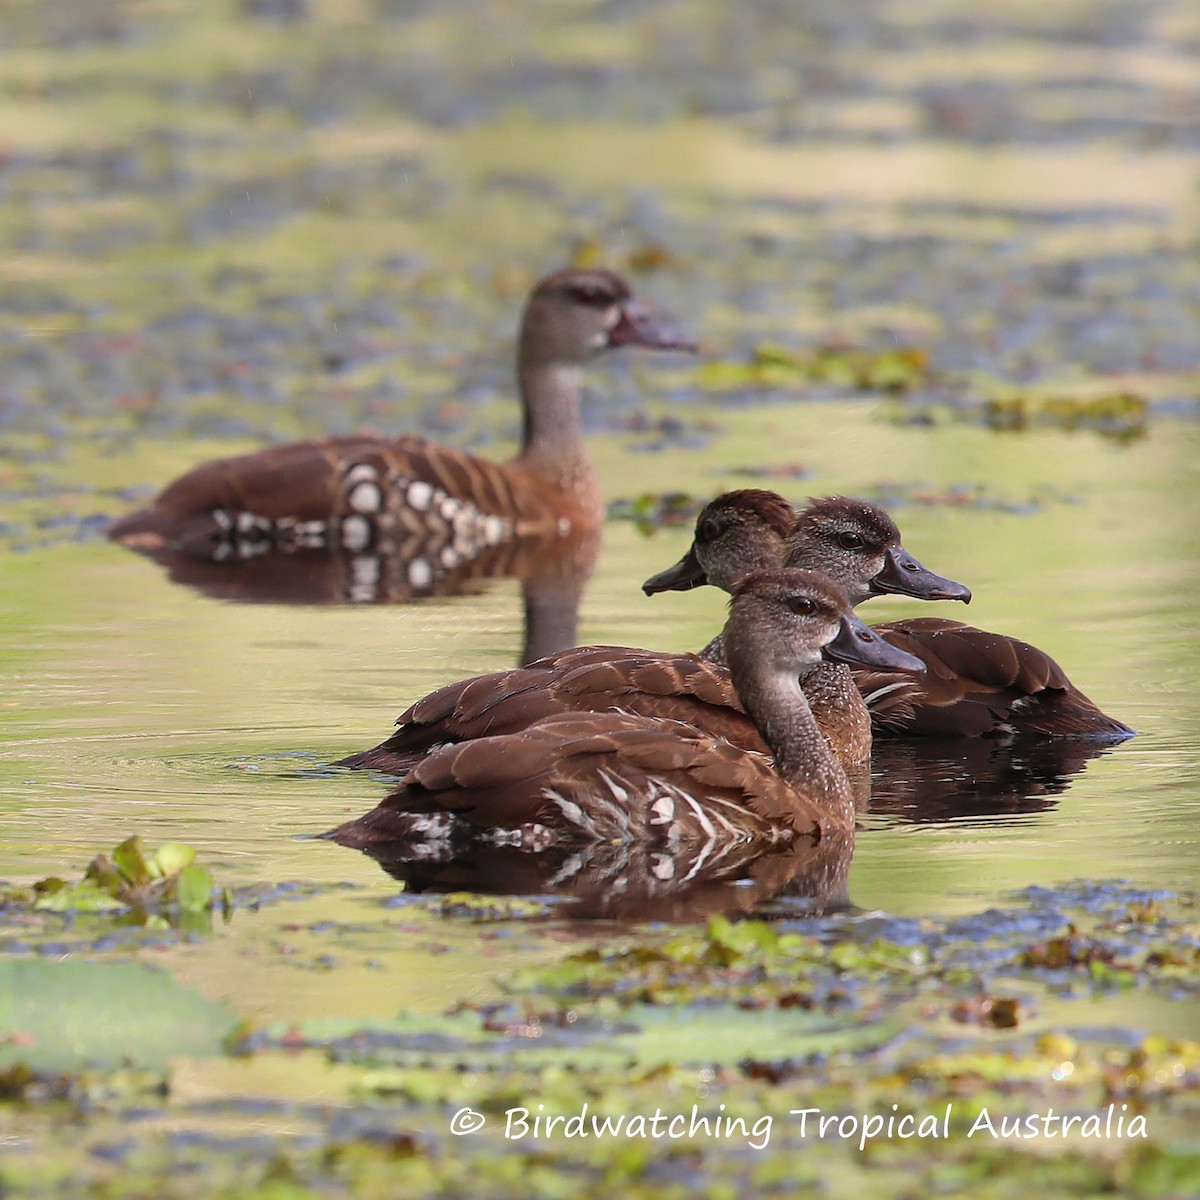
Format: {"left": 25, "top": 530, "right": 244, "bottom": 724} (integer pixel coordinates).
{"left": 645, "top": 490, "right": 1133, "bottom": 742}
{"left": 338, "top": 492, "right": 948, "bottom": 781}
{"left": 855, "top": 617, "right": 1134, "bottom": 740}
{"left": 640, "top": 490, "right": 972, "bottom": 764}
{"left": 338, "top": 645, "right": 755, "bottom": 773}
{"left": 109, "top": 268, "right": 695, "bottom": 562}
{"left": 323, "top": 569, "right": 923, "bottom": 856}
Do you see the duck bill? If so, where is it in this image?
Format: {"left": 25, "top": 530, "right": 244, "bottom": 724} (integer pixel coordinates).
{"left": 609, "top": 299, "right": 698, "bottom": 352}
{"left": 823, "top": 613, "right": 926, "bottom": 674}
{"left": 642, "top": 545, "right": 707, "bottom": 595}
{"left": 870, "top": 546, "right": 972, "bottom": 603}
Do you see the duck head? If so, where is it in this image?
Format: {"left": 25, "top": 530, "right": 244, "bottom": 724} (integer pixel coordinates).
{"left": 786, "top": 496, "right": 972, "bottom": 607}
{"left": 642, "top": 489, "right": 793, "bottom": 595}
{"left": 725, "top": 567, "right": 926, "bottom": 679}
{"left": 521, "top": 268, "right": 697, "bottom": 366}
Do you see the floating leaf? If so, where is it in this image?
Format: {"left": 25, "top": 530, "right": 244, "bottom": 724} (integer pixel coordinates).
{"left": 0, "top": 960, "right": 238, "bottom": 1072}
{"left": 175, "top": 864, "right": 214, "bottom": 913}
{"left": 33, "top": 880, "right": 125, "bottom": 914}
{"left": 569, "top": 238, "right": 604, "bottom": 269}
{"left": 111, "top": 836, "right": 153, "bottom": 887}
{"left": 31, "top": 836, "right": 223, "bottom": 924}
{"left": 607, "top": 491, "right": 701, "bottom": 533}
{"left": 83, "top": 856, "right": 125, "bottom": 895}
{"left": 246, "top": 1005, "right": 891, "bottom": 1071}
{"left": 696, "top": 342, "right": 931, "bottom": 395}
{"left": 626, "top": 243, "right": 680, "bottom": 273}
{"left": 153, "top": 843, "right": 197, "bottom": 879}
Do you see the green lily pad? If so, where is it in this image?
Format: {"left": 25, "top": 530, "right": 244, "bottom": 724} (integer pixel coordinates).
{"left": 111, "top": 836, "right": 153, "bottom": 887}
{"left": 0, "top": 960, "right": 238, "bottom": 1072}
{"left": 250, "top": 1005, "right": 892, "bottom": 1072}
{"left": 152, "top": 843, "right": 197, "bottom": 878}
{"left": 175, "top": 864, "right": 215, "bottom": 913}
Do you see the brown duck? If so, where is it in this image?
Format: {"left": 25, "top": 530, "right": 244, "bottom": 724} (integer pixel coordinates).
{"left": 336, "top": 493, "right": 946, "bottom": 778}
{"left": 644, "top": 490, "right": 1134, "bottom": 741}
{"left": 108, "top": 268, "right": 695, "bottom": 562}
{"left": 323, "top": 569, "right": 923, "bottom": 857}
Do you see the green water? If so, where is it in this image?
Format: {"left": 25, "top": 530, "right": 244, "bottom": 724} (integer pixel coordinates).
{"left": 4, "top": 405, "right": 1199, "bottom": 995}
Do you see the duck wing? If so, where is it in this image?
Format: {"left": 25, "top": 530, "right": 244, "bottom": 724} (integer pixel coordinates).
{"left": 856, "top": 617, "right": 1133, "bottom": 740}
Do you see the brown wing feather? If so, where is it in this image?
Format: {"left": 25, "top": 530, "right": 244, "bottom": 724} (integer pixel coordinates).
{"left": 337, "top": 647, "right": 764, "bottom": 775}
{"left": 327, "top": 710, "right": 831, "bottom": 854}
{"left": 858, "top": 618, "right": 1132, "bottom": 740}
{"left": 166, "top": 438, "right": 371, "bottom": 521}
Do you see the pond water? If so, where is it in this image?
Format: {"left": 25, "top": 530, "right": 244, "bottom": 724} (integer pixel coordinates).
{"left": 4, "top": 392, "right": 1199, "bottom": 999}
{"left": 1, "top": 0, "right": 1199, "bottom": 1191}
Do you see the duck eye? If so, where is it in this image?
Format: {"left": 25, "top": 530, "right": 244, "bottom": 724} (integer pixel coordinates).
{"left": 837, "top": 531, "right": 865, "bottom": 550}
{"left": 570, "top": 283, "right": 610, "bottom": 306}
{"left": 787, "top": 595, "right": 817, "bottom": 616}
{"left": 696, "top": 517, "right": 722, "bottom": 544}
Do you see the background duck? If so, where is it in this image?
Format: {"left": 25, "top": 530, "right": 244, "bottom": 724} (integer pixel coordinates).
{"left": 324, "top": 569, "right": 922, "bottom": 859}
{"left": 644, "top": 490, "right": 1133, "bottom": 742}
{"left": 108, "top": 267, "right": 695, "bottom": 564}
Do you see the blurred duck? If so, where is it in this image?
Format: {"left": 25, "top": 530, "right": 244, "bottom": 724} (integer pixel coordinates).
{"left": 643, "top": 491, "right": 1133, "bottom": 742}
{"left": 324, "top": 569, "right": 923, "bottom": 857}
{"left": 109, "top": 268, "right": 695, "bottom": 562}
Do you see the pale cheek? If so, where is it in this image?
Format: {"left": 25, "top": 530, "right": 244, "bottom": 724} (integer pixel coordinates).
{"left": 592, "top": 306, "right": 621, "bottom": 349}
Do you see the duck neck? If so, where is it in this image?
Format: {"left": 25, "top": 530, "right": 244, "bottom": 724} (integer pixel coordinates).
{"left": 729, "top": 657, "right": 855, "bottom": 829}
{"left": 800, "top": 661, "right": 873, "bottom": 770}
{"left": 516, "top": 354, "right": 589, "bottom": 480}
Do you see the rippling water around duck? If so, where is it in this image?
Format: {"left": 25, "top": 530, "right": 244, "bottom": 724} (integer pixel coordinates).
{"left": 5, "top": 403, "right": 1198, "bottom": 917}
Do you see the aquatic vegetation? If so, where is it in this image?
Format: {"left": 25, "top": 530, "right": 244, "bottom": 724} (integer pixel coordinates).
{"left": 855, "top": 480, "right": 1079, "bottom": 516}
{"left": 1, "top": 0, "right": 1199, "bottom": 1195}
{"left": 423, "top": 893, "right": 551, "bottom": 922}
{"left": 0, "top": 959, "right": 237, "bottom": 1074}
{"left": 696, "top": 342, "right": 932, "bottom": 397}
{"left": 499, "top": 887, "right": 1200, "bottom": 1015}
{"left": 608, "top": 491, "right": 703, "bottom": 533}
{"left": 0, "top": 881, "right": 1197, "bottom": 1195}
{"left": 881, "top": 386, "right": 1153, "bottom": 441}
{"left": 30, "top": 836, "right": 227, "bottom": 929}
{"left": 984, "top": 390, "right": 1149, "bottom": 438}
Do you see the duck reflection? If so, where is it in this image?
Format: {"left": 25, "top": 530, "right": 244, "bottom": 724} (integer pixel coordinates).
{"left": 130, "top": 527, "right": 598, "bottom": 664}
{"left": 350, "top": 827, "right": 854, "bottom": 924}
{"left": 866, "top": 737, "right": 1115, "bottom": 824}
